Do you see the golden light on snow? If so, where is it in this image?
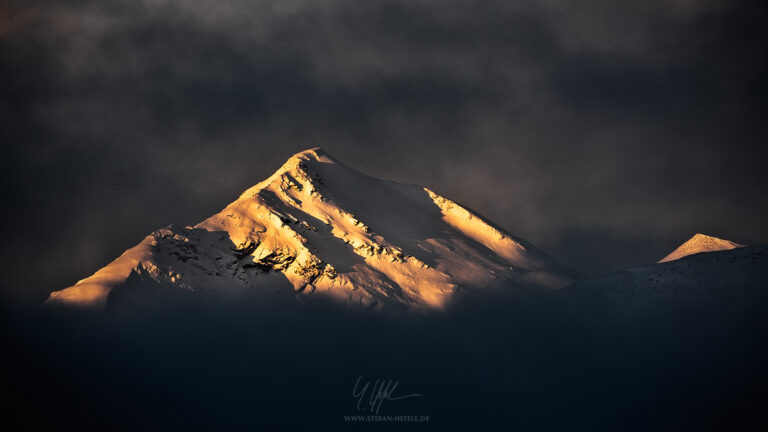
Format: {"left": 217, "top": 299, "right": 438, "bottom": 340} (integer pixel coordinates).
{"left": 46, "top": 148, "right": 577, "bottom": 311}
{"left": 658, "top": 233, "right": 743, "bottom": 263}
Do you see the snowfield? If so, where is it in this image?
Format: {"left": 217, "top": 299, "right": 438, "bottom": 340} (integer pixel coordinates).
{"left": 47, "top": 148, "right": 577, "bottom": 311}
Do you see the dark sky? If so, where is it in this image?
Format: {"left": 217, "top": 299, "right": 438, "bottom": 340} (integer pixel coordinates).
{"left": 2, "top": 0, "right": 767, "bottom": 305}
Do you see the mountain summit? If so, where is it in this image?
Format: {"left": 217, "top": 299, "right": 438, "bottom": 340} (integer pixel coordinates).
{"left": 47, "top": 148, "right": 578, "bottom": 311}
{"left": 659, "top": 233, "right": 744, "bottom": 263}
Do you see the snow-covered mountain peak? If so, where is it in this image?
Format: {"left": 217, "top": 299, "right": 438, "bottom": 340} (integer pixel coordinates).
{"left": 658, "top": 233, "right": 744, "bottom": 263}
{"left": 238, "top": 147, "right": 340, "bottom": 199}
{"left": 47, "top": 148, "right": 578, "bottom": 312}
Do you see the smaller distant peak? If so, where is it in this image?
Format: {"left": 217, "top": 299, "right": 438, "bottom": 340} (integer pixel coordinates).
{"left": 690, "top": 233, "right": 720, "bottom": 241}
{"left": 659, "top": 233, "right": 744, "bottom": 263}
{"left": 686, "top": 233, "right": 742, "bottom": 246}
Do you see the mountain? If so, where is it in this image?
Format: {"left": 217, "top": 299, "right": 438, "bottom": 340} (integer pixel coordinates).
{"left": 46, "top": 148, "right": 578, "bottom": 311}
{"left": 552, "top": 243, "right": 768, "bottom": 321}
{"left": 659, "top": 233, "right": 744, "bottom": 263}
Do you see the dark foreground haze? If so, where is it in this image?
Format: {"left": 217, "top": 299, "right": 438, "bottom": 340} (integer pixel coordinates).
{"left": 4, "top": 246, "right": 768, "bottom": 430}
{"left": 2, "top": 0, "right": 768, "bottom": 306}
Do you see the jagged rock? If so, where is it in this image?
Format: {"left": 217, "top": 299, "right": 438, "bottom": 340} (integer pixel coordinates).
{"left": 232, "top": 240, "right": 258, "bottom": 259}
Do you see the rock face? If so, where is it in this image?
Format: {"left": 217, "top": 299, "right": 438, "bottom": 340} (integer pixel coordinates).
{"left": 659, "top": 233, "right": 744, "bottom": 263}
{"left": 46, "top": 148, "right": 578, "bottom": 311}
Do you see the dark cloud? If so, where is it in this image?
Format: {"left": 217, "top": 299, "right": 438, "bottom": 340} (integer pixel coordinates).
{"left": 1, "top": 0, "right": 767, "bottom": 303}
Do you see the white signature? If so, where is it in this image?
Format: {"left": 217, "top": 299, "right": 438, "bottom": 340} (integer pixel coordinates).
{"left": 352, "top": 376, "right": 422, "bottom": 414}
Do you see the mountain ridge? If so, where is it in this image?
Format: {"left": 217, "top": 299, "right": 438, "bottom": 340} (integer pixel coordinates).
{"left": 659, "top": 233, "right": 744, "bottom": 263}
{"left": 47, "top": 148, "right": 578, "bottom": 311}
